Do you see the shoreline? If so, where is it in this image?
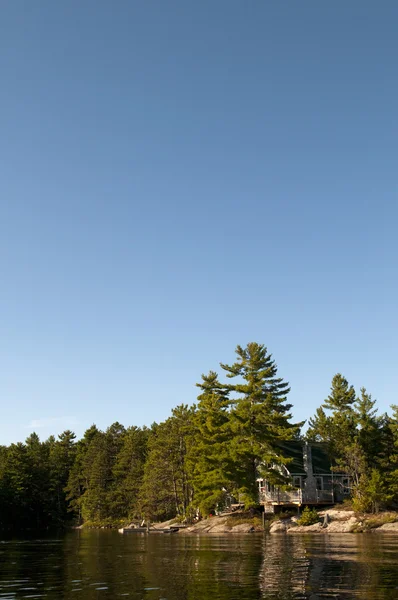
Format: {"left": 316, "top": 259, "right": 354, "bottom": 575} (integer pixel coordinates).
{"left": 118, "top": 509, "right": 398, "bottom": 535}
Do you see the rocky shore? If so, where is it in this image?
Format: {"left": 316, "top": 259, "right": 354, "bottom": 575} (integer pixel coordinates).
{"left": 179, "top": 515, "right": 262, "bottom": 533}
{"left": 269, "top": 509, "right": 398, "bottom": 534}
{"left": 148, "top": 509, "right": 398, "bottom": 535}
{"left": 146, "top": 515, "right": 263, "bottom": 534}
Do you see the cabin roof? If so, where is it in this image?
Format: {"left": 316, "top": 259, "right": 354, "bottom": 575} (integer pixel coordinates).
{"left": 276, "top": 440, "right": 332, "bottom": 474}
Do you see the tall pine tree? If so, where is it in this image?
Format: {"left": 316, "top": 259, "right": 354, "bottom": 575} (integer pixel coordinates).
{"left": 307, "top": 373, "right": 357, "bottom": 463}
{"left": 220, "top": 342, "right": 300, "bottom": 506}
{"left": 190, "top": 371, "right": 233, "bottom": 514}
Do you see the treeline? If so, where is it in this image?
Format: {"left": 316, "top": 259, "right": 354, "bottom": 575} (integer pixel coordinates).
{"left": 306, "top": 374, "right": 398, "bottom": 513}
{"left": 0, "top": 342, "right": 397, "bottom": 530}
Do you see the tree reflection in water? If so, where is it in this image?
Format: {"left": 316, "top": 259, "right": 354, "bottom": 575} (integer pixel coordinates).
{"left": 260, "top": 533, "right": 398, "bottom": 599}
{"left": 1, "top": 532, "right": 398, "bottom": 599}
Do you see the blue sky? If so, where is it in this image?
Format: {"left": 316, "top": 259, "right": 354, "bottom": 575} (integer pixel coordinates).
{"left": 0, "top": 1, "right": 397, "bottom": 444}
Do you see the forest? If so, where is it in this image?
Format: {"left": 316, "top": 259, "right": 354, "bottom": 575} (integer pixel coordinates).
{"left": 0, "top": 342, "right": 397, "bottom": 530}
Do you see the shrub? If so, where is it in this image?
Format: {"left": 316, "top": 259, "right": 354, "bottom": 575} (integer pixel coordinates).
{"left": 352, "top": 470, "right": 392, "bottom": 514}
{"left": 225, "top": 514, "right": 262, "bottom": 528}
{"left": 339, "top": 498, "right": 354, "bottom": 511}
{"left": 364, "top": 513, "right": 398, "bottom": 529}
{"left": 297, "top": 507, "right": 319, "bottom": 526}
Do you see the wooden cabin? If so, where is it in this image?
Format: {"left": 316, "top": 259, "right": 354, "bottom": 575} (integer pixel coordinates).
{"left": 258, "top": 441, "right": 351, "bottom": 512}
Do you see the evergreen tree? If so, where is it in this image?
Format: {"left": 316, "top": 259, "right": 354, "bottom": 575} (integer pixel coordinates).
{"left": 356, "top": 387, "right": 378, "bottom": 427}
{"left": 332, "top": 387, "right": 380, "bottom": 490}
{"left": 1, "top": 443, "right": 32, "bottom": 529}
{"left": 338, "top": 440, "right": 367, "bottom": 489}
{"left": 324, "top": 373, "right": 356, "bottom": 412}
{"left": 324, "top": 374, "right": 357, "bottom": 460}
{"left": 80, "top": 430, "right": 110, "bottom": 522}
{"left": 354, "top": 388, "right": 381, "bottom": 466}
{"left": 48, "top": 430, "right": 76, "bottom": 524}
{"left": 307, "top": 373, "right": 357, "bottom": 463}
{"left": 353, "top": 469, "right": 392, "bottom": 514}
{"left": 139, "top": 406, "right": 195, "bottom": 521}
{"left": 307, "top": 377, "right": 392, "bottom": 509}
{"left": 306, "top": 407, "right": 333, "bottom": 443}
{"left": 65, "top": 425, "right": 100, "bottom": 523}
{"left": 190, "top": 371, "right": 233, "bottom": 514}
{"left": 0, "top": 446, "right": 9, "bottom": 529}
{"left": 25, "top": 433, "right": 52, "bottom": 529}
{"left": 220, "top": 342, "right": 300, "bottom": 506}
{"left": 386, "top": 405, "right": 398, "bottom": 501}
{"left": 109, "top": 426, "right": 149, "bottom": 519}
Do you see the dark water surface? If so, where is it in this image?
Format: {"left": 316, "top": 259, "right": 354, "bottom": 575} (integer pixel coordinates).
{"left": 1, "top": 531, "right": 398, "bottom": 599}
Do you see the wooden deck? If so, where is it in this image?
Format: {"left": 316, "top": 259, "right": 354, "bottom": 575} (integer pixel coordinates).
{"left": 259, "top": 488, "right": 334, "bottom": 506}
{"left": 118, "top": 526, "right": 180, "bottom": 534}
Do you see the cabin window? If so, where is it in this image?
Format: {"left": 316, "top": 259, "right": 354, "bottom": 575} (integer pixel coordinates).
{"left": 315, "top": 477, "right": 323, "bottom": 490}
{"left": 292, "top": 476, "right": 302, "bottom": 488}
{"left": 259, "top": 480, "right": 272, "bottom": 492}
{"left": 342, "top": 477, "right": 350, "bottom": 495}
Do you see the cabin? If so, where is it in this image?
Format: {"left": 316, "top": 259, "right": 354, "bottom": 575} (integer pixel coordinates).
{"left": 258, "top": 441, "right": 351, "bottom": 513}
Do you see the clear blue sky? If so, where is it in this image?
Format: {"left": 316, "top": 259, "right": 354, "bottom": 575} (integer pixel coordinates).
{"left": 1, "top": 1, "right": 397, "bottom": 445}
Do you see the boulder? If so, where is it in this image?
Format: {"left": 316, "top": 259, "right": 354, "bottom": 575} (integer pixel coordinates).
{"left": 270, "top": 520, "right": 289, "bottom": 534}
{"left": 230, "top": 523, "right": 255, "bottom": 533}
{"left": 270, "top": 519, "right": 296, "bottom": 534}
{"left": 182, "top": 516, "right": 232, "bottom": 533}
{"left": 288, "top": 522, "right": 323, "bottom": 533}
{"left": 208, "top": 522, "right": 233, "bottom": 533}
{"left": 326, "top": 517, "right": 358, "bottom": 533}
{"left": 319, "top": 509, "right": 355, "bottom": 521}
{"left": 375, "top": 522, "right": 398, "bottom": 532}
{"left": 151, "top": 518, "right": 178, "bottom": 530}
{"left": 178, "top": 515, "right": 261, "bottom": 533}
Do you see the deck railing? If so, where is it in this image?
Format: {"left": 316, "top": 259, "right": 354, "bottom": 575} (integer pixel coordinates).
{"left": 259, "top": 488, "right": 334, "bottom": 505}
{"left": 259, "top": 488, "right": 302, "bottom": 503}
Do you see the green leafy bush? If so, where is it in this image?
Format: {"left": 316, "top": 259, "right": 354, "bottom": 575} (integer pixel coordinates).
{"left": 297, "top": 507, "right": 319, "bottom": 526}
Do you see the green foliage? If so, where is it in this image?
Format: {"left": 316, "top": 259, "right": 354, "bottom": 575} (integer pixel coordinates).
{"left": 323, "top": 374, "right": 356, "bottom": 413}
{"left": 49, "top": 430, "right": 76, "bottom": 524}
{"left": 0, "top": 432, "right": 77, "bottom": 530}
{"left": 297, "top": 507, "right": 319, "bottom": 526}
{"left": 360, "top": 512, "right": 398, "bottom": 530}
{"left": 189, "top": 371, "right": 233, "bottom": 515}
{"left": 224, "top": 514, "right": 262, "bottom": 529}
{"left": 220, "top": 342, "right": 302, "bottom": 506}
{"left": 65, "top": 422, "right": 147, "bottom": 524}
{"left": 138, "top": 405, "right": 195, "bottom": 521}
{"left": 307, "top": 374, "right": 398, "bottom": 514}
{"left": 109, "top": 426, "right": 149, "bottom": 520}
{"left": 352, "top": 470, "right": 392, "bottom": 514}
{"left": 306, "top": 407, "right": 331, "bottom": 443}
{"left": 306, "top": 374, "right": 357, "bottom": 461}
{"left": 3, "top": 342, "right": 398, "bottom": 531}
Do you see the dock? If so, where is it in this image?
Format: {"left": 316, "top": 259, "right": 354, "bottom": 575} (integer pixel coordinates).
{"left": 118, "top": 526, "right": 180, "bottom": 534}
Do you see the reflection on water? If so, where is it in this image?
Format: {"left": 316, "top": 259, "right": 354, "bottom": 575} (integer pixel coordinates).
{"left": 0, "top": 531, "right": 398, "bottom": 599}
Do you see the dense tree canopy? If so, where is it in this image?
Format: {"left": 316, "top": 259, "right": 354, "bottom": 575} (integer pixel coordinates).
{"left": 0, "top": 342, "right": 397, "bottom": 529}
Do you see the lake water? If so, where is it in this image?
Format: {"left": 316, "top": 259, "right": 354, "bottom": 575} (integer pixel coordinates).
{"left": 1, "top": 531, "right": 398, "bottom": 599}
